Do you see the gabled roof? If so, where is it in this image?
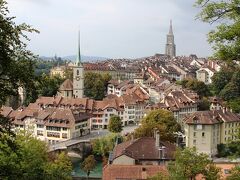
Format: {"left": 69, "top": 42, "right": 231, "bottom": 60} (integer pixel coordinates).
{"left": 59, "top": 79, "right": 73, "bottom": 91}
{"left": 112, "top": 137, "right": 176, "bottom": 161}
{"left": 183, "top": 110, "right": 240, "bottom": 125}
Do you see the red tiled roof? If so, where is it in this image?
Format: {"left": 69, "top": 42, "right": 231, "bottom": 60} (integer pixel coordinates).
{"left": 103, "top": 165, "right": 167, "bottom": 180}
{"left": 59, "top": 79, "right": 73, "bottom": 91}
{"left": 113, "top": 137, "right": 176, "bottom": 161}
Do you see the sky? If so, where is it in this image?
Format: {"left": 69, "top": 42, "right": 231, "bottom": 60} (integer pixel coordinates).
{"left": 7, "top": 0, "right": 214, "bottom": 59}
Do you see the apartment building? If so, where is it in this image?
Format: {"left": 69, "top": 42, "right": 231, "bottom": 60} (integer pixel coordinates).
{"left": 1, "top": 106, "right": 90, "bottom": 145}
{"left": 183, "top": 110, "right": 240, "bottom": 156}
{"left": 145, "top": 90, "right": 199, "bottom": 129}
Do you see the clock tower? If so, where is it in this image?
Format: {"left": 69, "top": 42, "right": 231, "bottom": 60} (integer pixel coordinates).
{"left": 73, "top": 31, "right": 84, "bottom": 98}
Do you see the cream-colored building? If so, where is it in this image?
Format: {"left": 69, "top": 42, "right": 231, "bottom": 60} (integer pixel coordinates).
{"left": 1, "top": 106, "right": 90, "bottom": 145}
{"left": 183, "top": 110, "right": 240, "bottom": 156}
{"left": 50, "top": 65, "right": 66, "bottom": 78}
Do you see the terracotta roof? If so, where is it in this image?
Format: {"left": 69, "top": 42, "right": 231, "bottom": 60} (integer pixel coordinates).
{"left": 59, "top": 79, "right": 73, "bottom": 91}
{"left": 183, "top": 110, "right": 240, "bottom": 125}
{"left": 0, "top": 106, "right": 13, "bottom": 117}
{"left": 103, "top": 165, "right": 168, "bottom": 180}
{"left": 113, "top": 137, "right": 176, "bottom": 161}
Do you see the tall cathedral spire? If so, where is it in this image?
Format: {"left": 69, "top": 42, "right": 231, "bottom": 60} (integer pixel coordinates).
{"left": 165, "top": 20, "right": 176, "bottom": 58}
{"left": 169, "top": 20, "right": 173, "bottom": 35}
{"left": 76, "top": 30, "right": 82, "bottom": 66}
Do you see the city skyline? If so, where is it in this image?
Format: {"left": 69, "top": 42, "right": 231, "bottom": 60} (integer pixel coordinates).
{"left": 8, "top": 0, "right": 214, "bottom": 58}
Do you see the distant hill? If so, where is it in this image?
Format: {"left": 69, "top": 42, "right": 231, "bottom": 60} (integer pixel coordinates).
{"left": 40, "top": 55, "right": 108, "bottom": 62}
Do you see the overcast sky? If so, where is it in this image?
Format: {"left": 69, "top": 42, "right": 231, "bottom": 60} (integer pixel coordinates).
{"left": 8, "top": 0, "right": 214, "bottom": 58}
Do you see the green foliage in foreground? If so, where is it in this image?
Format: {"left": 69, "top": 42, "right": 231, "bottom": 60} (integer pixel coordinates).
{"left": 195, "top": 0, "right": 240, "bottom": 61}
{"left": 0, "top": 129, "right": 72, "bottom": 180}
{"left": 168, "top": 147, "right": 221, "bottom": 180}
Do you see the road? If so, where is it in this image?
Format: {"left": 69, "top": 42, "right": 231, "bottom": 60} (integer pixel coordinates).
{"left": 49, "top": 125, "right": 138, "bottom": 151}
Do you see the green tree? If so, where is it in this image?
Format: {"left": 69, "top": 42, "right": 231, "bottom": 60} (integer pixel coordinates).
{"left": 108, "top": 115, "right": 122, "bottom": 133}
{"left": 202, "top": 164, "right": 222, "bottom": 180}
{"left": 45, "top": 152, "right": 72, "bottom": 180}
{"left": 227, "top": 98, "right": 240, "bottom": 113}
{"left": 185, "top": 79, "right": 211, "bottom": 97}
{"left": 198, "top": 97, "right": 211, "bottom": 111}
{"left": 219, "top": 82, "right": 239, "bottom": 101}
{"left": 134, "top": 109, "right": 181, "bottom": 142}
{"left": 227, "top": 166, "right": 240, "bottom": 180}
{"left": 84, "top": 72, "right": 105, "bottom": 100}
{"left": 37, "top": 74, "right": 64, "bottom": 97}
{"left": 168, "top": 147, "right": 214, "bottom": 180}
{"left": 211, "top": 67, "right": 234, "bottom": 95}
{"left": 81, "top": 155, "right": 96, "bottom": 178}
{"left": 0, "top": 0, "right": 38, "bottom": 106}
{"left": 0, "top": 130, "right": 72, "bottom": 180}
{"left": 92, "top": 133, "right": 118, "bottom": 157}
{"left": 195, "top": 0, "right": 240, "bottom": 61}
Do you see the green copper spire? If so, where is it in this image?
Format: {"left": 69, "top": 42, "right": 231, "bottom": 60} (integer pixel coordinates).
{"left": 76, "top": 30, "right": 82, "bottom": 66}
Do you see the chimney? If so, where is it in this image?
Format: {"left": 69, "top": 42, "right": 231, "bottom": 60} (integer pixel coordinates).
{"left": 155, "top": 130, "right": 160, "bottom": 148}
{"left": 223, "top": 107, "right": 226, "bottom": 114}
{"left": 159, "top": 146, "right": 166, "bottom": 160}
{"left": 141, "top": 167, "right": 147, "bottom": 179}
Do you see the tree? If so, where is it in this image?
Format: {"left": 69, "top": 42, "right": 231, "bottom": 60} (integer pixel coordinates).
{"left": 168, "top": 147, "right": 217, "bottom": 180}
{"left": 134, "top": 109, "right": 181, "bottom": 142}
{"left": 92, "top": 133, "right": 118, "bottom": 157}
{"left": 0, "top": 130, "right": 72, "bottom": 180}
{"left": 211, "top": 67, "right": 234, "bottom": 95}
{"left": 198, "top": 97, "right": 211, "bottom": 110}
{"left": 202, "top": 164, "right": 222, "bottom": 180}
{"left": 195, "top": 0, "right": 240, "bottom": 61}
{"left": 185, "top": 79, "right": 210, "bottom": 97}
{"left": 0, "top": 0, "right": 38, "bottom": 106}
{"left": 84, "top": 72, "right": 105, "bottom": 100}
{"left": 81, "top": 155, "right": 96, "bottom": 178}
{"left": 45, "top": 152, "right": 72, "bottom": 180}
{"left": 219, "top": 82, "right": 239, "bottom": 101}
{"left": 37, "top": 74, "right": 64, "bottom": 97}
{"left": 108, "top": 115, "right": 122, "bottom": 133}
{"left": 227, "top": 166, "right": 240, "bottom": 180}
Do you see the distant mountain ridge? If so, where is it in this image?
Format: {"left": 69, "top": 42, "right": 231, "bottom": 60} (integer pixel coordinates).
{"left": 40, "top": 55, "right": 108, "bottom": 62}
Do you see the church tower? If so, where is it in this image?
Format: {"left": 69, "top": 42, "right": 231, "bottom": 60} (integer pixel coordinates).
{"left": 165, "top": 20, "right": 176, "bottom": 58}
{"left": 73, "top": 31, "right": 84, "bottom": 98}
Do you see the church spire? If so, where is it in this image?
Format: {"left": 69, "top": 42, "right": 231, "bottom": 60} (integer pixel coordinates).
{"left": 165, "top": 20, "right": 176, "bottom": 58}
{"left": 76, "top": 30, "right": 81, "bottom": 66}
{"left": 169, "top": 20, "right": 173, "bottom": 35}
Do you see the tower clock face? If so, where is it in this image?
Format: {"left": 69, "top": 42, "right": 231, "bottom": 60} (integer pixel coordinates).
{"left": 76, "top": 76, "right": 80, "bottom": 81}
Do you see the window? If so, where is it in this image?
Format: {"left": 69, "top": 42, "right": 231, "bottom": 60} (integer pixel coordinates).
{"left": 62, "top": 133, "right": 68, "bottom": 139}
{"left": 62, "top": 127, "right": 67, "bottom": 131}
{"left": 224, "top": 169, "right": 230, "bottom": 174}
{"left": 37, "top": 124, "right": 44, "bottom": 128}
{"left": 37, "top": 130, "right": 43, "bottom": 136}
{"left": 202, "top": 132, "right": 205, "bottom": 137}
{"left": 193, "top": 140, "right": 196, "bottom": 144}
{"left": 77, "top": 70, "right": 79, "bottom": 75}
{"left": 193, "top": 132, "right": 196, "bottom": 137}
{"left": 46, "top": 126, "right": 61, "bottom": 131}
